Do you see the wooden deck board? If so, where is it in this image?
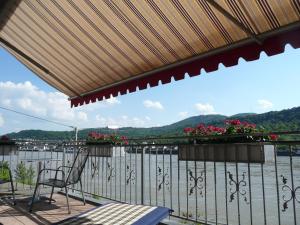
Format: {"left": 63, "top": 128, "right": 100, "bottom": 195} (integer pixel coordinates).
{"left": 0, "top": 193, "right": 95, "bottom": 225}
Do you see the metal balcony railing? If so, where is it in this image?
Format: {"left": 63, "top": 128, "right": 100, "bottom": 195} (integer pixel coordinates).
{"left": 1, "top": 133, "right": 300, "bottom": 225}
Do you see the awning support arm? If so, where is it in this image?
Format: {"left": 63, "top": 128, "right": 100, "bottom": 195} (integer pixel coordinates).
{"left": 205, "top": 0, "right": 262, "bottom": 45}
{"left": 0, "top": 37, "right": 81, "bottom": 97}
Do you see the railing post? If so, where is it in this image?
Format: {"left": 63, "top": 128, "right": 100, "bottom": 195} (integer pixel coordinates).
{"left": 141, "top": 147, "right": 144, "bottom": 205}
{"left": 62, "top": 143, "right": 66, "bottom": 183}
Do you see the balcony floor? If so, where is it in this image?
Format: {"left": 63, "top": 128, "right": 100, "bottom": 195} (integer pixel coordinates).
{"left": 0, "top": 192, "right": 95, "bottom": 225}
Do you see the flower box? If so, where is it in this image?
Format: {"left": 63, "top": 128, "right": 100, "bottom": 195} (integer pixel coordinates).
{"left": 178, "top": 143, "right": 274, "bottom": 163}
{"left": 181, "top": 119, "right": 278, "bottom": 163}
{"left": 86, "top": 143, "right": 125, "bottom": 157}
{"left": 86, "top": 132, "right": 128, "bottom": 157}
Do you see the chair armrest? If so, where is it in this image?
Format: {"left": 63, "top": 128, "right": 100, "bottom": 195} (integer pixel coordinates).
{"left": 57, "top": 165, "right": 73, "bottom": 170}
{"left": 37, "top": 168, "right": 65, "bottom": 182}
{"left": 38, "top": 168, "right": 65, "bottom": 175}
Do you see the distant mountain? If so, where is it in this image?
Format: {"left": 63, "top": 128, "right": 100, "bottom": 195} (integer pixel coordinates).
{"left": 6, "top": 107, "right": 300, "bottom": 140}
{"left": 230, "top": 113, "right": 257, "bottom": 118}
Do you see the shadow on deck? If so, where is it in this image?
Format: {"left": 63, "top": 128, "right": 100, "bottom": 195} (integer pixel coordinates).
{"left": 0, "top": 192, "right": 96, "bottom": 225}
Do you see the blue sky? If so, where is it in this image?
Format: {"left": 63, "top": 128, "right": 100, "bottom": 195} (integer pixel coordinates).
{"left": 0, "top": 44, "right": 300, "bottom": 134}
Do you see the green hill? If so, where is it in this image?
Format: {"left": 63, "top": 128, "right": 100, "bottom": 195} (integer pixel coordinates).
{"left": 6, "top": 107, "right": 300, "bottom": 140}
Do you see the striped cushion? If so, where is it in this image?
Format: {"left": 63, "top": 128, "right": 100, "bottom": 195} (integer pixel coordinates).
{"left": 54, "top": 203, "right": 171, "bottom": 225}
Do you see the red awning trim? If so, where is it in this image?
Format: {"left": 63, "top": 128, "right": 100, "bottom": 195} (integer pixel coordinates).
{"left": 71, "top": 25, "right": 300, "bottom": 107}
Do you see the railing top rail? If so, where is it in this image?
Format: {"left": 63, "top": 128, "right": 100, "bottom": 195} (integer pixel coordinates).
{"left": 10, "top": 130, "right": 300, "bottom": 144}
{"left": 120, "top": 130, "right": 300, "bottom": 141}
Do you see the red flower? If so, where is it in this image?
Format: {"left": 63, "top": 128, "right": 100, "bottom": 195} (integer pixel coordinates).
{"left": 184, "top": 127, "right": 194, "bottom": 133}
{"left": 229, "top": 120, "right": 241, "bottom": 126}
{"left": 196, "top": 124, "right": 205, "bottom": 129}
{"left": 183, "top": 120, "right": 261, "bottom": 139}
{"left": 88, "top": 132, "right": 128, "bottom": 144}
{"left": 88, "top": 132, "right": 98, "bottom": 139}
{"left": 269, "top": 134, "right": 278, "bottom": 141}
{"left": 215, "top": 127, "right": 225, "bottom": 134}
{"left": 242, "top": 122, "right": 256, "bottom": 129}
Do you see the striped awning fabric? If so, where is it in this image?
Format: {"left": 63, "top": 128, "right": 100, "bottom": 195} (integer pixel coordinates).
{"left": 0, "top": 1, "right": 300, "bottom": 107}
{"left": 54, "top": 203, "right": 171, "bottom": 225}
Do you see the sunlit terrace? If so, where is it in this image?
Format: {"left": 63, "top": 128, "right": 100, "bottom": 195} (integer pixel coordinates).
{"left": 1, "top": 134, "right": 300, "bottom": 224}
{"left": 1, "top": 0, "right": 300, "bottom": 224}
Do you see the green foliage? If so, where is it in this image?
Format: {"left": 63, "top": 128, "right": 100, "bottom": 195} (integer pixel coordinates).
{"left": 15, "top": 162, "right": 35, "bottom": 185}
{"left": 27, "top": 164, "right": 35, "bottom": 186}
{"left": 15, "top": 162, "right": 27, "bottom": 184}
{"left": 0, "top": 161, "right": 10, "bottom": 182}
{"left": 91, "top": 194, "right": 102, "bottom": 200}
{"left": 0, "top": 161, "right": 9, "bottom": 169}
{"left": 4, "top": 107, "right": 300, "bottom": 140}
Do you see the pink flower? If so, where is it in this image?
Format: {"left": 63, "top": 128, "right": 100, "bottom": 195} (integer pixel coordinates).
{"left": 215, "top": 127, "right": 225, "bottom": 134}
{"left": 88, "top": 132, "right": 98, "bottom": 139}
{"left": 242, "top": 122, "right": 256, "bottom": 129}
{"left": 196, "top": 124, "right": 205, "bottom": 129}
{"left": 184, "top": 127, "right": 194, "bottom": 133}
{"left": 229, "top": 120, "right": 241, "bottom": 126}
{"left": 88, "top": 132, "right": 128, "bottom": 145}
{"left": 269, "top": 134, "right": 278, "bottom": 141}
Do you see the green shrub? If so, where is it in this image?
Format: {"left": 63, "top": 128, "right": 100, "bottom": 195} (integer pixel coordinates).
{"left": 0, "top": 161, "right": 10, "bottom": 182}
{"left": 15, "top": 162, "right": 36, "bottom": 185}
{"left": 27, "top": 164, "right": 35, "bottom": 185}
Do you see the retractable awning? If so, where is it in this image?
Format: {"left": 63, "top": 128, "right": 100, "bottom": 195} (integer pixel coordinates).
{"left": 1, "top": 0, "right": 300, "bottom": 107}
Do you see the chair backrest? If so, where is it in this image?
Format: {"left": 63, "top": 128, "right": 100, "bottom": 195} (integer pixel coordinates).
{"left": 66, "top": 147, "right": 89, "bottom": 185}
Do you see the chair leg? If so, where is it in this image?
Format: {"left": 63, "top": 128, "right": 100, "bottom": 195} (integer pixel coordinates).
{"left": 9, "top": 170, "right": 16, "bottom": 205}
{"left": 29, "top": 183, "right": 39, "bottom": 212}
{"left": 65, "top": 186, "right": 70, "bottom": 214}
{"left": 79, "top": 179, "right": 85, "bottom": 205}
{"left": 49, "top": 185, "right": 55, "bottom": 204}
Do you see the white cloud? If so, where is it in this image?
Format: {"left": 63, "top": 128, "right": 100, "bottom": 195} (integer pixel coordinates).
{"left": 143, "top": 100, "right": 164, "bottom": 110}
{"left": 81, "top": 97, "right": 121, "bottom": 112}
{"left": 17, "top": 97, "right": 47, "bottom": 116}
{"left": 195, "top": 103, "right": 216, "bottom": 115}
{"left": 0, "top": 81, "right": 77, "bottom": 124}
{"left": 95, "top": 115, "right": 107, "bottom": 124}
{"left": 0, "top": 81, "right": 153, "bottom": 132}
{"left": 258, "top": 99, "right": 273, "bottom": 110}
{"left": 77, "top": 111, "right": 88, "bottom": 122}
{"left": 1, "top": 99, "right": 11, "bottom": 107}
{"left": 104, "top": 97, "right": 121, "bottom": 105}
{"left": 17, "top": 98, "right": 32, "bottom": 109}
{"left": 145, "top": 116, "right": 151, "bottom": 121}
{"left": 0, "top": 114, "right": 4, "bottom": 127}
{"left": 121, "top": 115, "right": 128, "bottom": 120}
{"left": 178, "top": 111, "right": 188, "bottom": 118}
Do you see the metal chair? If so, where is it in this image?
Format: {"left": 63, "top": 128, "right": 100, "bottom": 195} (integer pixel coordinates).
{"left": 29, "top": 147, "right": 89, "bottom": 213}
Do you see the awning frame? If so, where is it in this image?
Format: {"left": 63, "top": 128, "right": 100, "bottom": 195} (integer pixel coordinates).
{"left": 70, "top": 21, "right": 300, "bottom": 107}
{"left": 1, "top": 1, "right": 299, "bottom": 108}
